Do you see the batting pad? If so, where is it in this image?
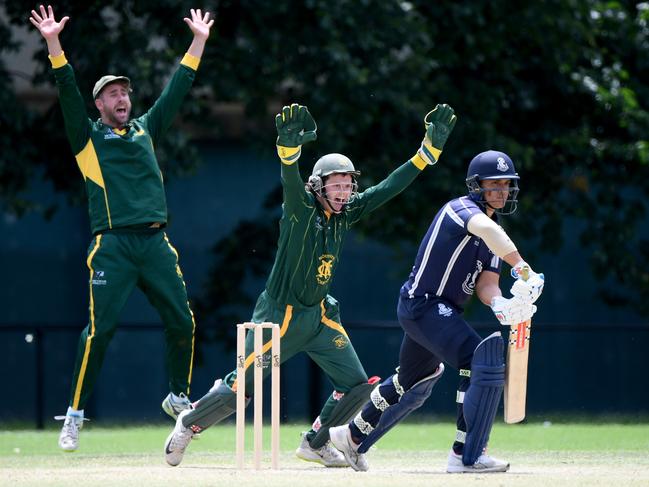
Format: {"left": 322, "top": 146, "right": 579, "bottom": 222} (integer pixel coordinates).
{"left": 462, "top": 331, "right": 505, "bottom": 466}
{"left": 182, "top": 381, "right": 244, "bottom": 431}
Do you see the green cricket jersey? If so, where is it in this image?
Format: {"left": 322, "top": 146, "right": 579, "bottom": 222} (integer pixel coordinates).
{"left": 51, "top": 54, "right": 197, "bottom": 234}
{"left": 265, "top": 156, "right": 426, "bottom": 308}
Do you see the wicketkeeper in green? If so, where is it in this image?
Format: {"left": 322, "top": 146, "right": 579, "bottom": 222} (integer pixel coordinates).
{"left": 164, "top": 103, "right": 457, "bottom": 467}
{"left": 29, "top": 4, "right": 213, "bottom": 451}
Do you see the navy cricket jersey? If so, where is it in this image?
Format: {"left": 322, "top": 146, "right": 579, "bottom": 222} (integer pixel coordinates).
{"left": 400, "top": 196, "right": 502, "bottom": 309}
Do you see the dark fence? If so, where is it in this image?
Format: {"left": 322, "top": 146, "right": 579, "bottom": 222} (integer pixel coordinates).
{"left": 2, "top": 321, "right": 648, "bottom": 428}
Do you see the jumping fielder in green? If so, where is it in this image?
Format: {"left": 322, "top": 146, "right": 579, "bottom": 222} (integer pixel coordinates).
{"left": 29, "top": 4, "right": 213, "bottom": 451}
{"left": 164, "top": 103, "right": 457, "bottom": 467}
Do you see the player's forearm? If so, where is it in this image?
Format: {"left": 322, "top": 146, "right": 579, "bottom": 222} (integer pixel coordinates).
{"left": 45, "top": 36, "right": 63, "bottom": 57}
{"left": 186, "top": 35, "right": 207, "bottom": 60}
{"left": 502, "top": 250, "right": 524, "bottom": 268}
{"left": 476, "top": 282, "right": 501, "bottom": 307}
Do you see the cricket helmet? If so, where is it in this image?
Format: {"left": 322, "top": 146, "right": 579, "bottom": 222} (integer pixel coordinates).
{"left": 307, "top": 153, "right": 360, "bottom": 194}
{"left": 465, "top": 150, "right": 520, "bottom": 215}
{"left": 307, "top": 153, "right": 360, "bottom": 212}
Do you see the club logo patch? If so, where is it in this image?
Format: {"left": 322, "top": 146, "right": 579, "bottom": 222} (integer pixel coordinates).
{"left": 91, "top": 270, "right": 107, "bottom": 286}
{"left": 438, "top": 303, "right": 453, "bottom": 317}
{"left": 314, "top": 216, "right": 324, "bottom": 231}
{"left": 332, "top": 334, "right": 349, "bottom": 349}
{"left": 316, "top": 254, "right": 335, "bottom": 284}
{"left": 462, "top": 260, "right": 483, "bottom": 295}
{"left": 104, "top": 128, "right": 120, "bottom": 140}
{"left": 496, "top": 157, "right": 509, "bottom": 172}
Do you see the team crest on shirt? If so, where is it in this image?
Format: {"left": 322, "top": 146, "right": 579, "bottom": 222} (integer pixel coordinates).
{"left": 438, "top": 303, "right": 453, "bottom": 317}
{"left": 316, "top": 254, "right": 335, "bottom": 284}
{"left": 332, "top": 334, "right": 349, "bottom": 349}
{"left": 462, "top": 260, "right": 483, "bottom": 295}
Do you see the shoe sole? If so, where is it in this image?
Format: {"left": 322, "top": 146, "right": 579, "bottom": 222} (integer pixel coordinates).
{"left": 295, "top": 450, "right": 348, "bottom": 468}
{"left": 447, "top": 465, "right": 510, "bottom": 473}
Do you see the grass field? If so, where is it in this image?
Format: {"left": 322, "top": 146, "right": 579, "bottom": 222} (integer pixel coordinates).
{"left": 2, "top": 421, "right": 648, "bottom": 487}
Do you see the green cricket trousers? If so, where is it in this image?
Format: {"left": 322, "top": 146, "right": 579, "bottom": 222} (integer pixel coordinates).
{"left": 68, "top": 228, "right": 196, "bottom": 410}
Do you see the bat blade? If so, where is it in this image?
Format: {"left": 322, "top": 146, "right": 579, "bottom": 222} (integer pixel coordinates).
{"left": 504, "top": 319, "right": 531, "bottom": 424}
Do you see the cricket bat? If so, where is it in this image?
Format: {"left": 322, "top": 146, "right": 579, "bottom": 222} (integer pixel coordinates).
{"left": 503, "top": 318, "right": 531, "bottom": 423}
{"left": 504, "top": 263, "right": 532, "bottom": 424}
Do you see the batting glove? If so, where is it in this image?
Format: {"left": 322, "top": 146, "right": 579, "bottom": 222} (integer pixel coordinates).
{"left": 415, "top": 104, "right": 457, "bottom": 165}
{"left": 510, "top": 260, "right": 545, "bottom": 303}
{"left": 491, "top": 295, "right": 537, "bottom": 326}
{"left": 275, "top": 103, "right": 317, "bottom": 164}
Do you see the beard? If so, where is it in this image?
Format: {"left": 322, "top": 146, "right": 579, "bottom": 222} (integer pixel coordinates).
{"left": 105, "top": 106, "right": 131, "bottom": 128}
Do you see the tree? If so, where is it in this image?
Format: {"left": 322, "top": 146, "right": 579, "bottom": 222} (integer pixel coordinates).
{"left": 3, "top": 0, "right": 649, "bottom": 326}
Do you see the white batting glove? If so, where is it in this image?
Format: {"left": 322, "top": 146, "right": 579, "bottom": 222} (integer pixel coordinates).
{"left": 510, "top": 260, "right": 545, "bottom": 303}
{"left": 490, "top": 296, "right": 537, "bottom": 326}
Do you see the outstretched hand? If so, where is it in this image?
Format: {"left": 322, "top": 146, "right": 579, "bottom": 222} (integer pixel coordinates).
{"left": 183, "top": 8, "right": 214, "bottom": 40}
{"left": 424, "top": 104, "right": 457, "bottom": 151}
{"left": 415, "top": 103, "right": 456, "bottom": 165}
{"left": 29, "top": 4, "right": 69, "bottom": 40}
{"left": 275, "top": 104, "right": 318, "bottom": 148}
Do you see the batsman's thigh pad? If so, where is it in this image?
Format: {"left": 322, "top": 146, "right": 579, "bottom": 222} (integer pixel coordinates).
{"left": 182, "top": 381, "right": 246, "bottom": 431}
{"left": 357, "top": 365, "right": 444, "bottom": 454}
{"left": 462, "top": 331, "right": 505, "bottom": 466}
{"left": 309, "top": 381, "right": 375, "bottom": 449}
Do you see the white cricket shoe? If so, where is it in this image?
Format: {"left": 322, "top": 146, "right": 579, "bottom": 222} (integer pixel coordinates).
{"left": 161, "top": 392, "right": 192, "bottom": 420}
{"left": 329, "top": 425, "right": 369, "bottom": 472}
{"left": 164, "top": 409, "right": 195, "bottom": 466}
{"left": 295, "top": 432, "right": 348, "bottom": 468}
{"left": 446, "top": 449, "right": 510, "bottom": 473}
{"left": 54, "top": 410, "right": 85, "bottom": 452}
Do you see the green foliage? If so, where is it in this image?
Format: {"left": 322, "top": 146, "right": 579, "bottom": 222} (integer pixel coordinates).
{"left": 3, "top": 0, "right": 649, "bottom": 316}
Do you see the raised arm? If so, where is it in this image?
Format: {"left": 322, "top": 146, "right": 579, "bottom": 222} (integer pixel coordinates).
{"left": 29, "top": 4, "right": 69, "bottom": 56}
{"left": 275, "top": 103, "right": 318, "bottom": 210}
{"left": 143, "top": 9, "right": 214, "bottom": 141}
{"left": 184, "top": 8, "right": 214, "bottom": 59}
{"left": 348, "top": 104, "right": 457, "bottom": 220}
{"left": 29, "top": 5, "right": 92, "bottom": 157}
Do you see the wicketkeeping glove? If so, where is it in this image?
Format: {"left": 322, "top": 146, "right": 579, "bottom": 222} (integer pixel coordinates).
{"left": 490, "top": 295, "right": 537, "bottom": 326}
{"left": 275, "top": 103, "right": 317, "bottom": 164}
{"left": 510, "top": 260, "right": 545, "bottom": 304}
{"left": 415, "top": 103, "right": 457, "bottom": 165}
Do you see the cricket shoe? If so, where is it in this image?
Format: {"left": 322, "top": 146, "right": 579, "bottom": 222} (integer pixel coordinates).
{"left": 295, "top": 432, "right": 348, "bottom": 468}
{"left": 329, "top": 424, "right": 368, "bottom": 472}
{"left": 54, "top": 410, "right": 86, "bottom": 452}
{"left": 446, "top": 449, "right": 510, "bottom": 473}
{"left": 161, "top": 392, "right": 192, "bottom": 420}
{"left": 164, "top": 409, "right": 196, "bottom": 466}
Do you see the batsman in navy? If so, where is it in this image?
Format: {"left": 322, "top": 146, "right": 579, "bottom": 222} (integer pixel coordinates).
{"left": 164, "top": 103, "right": 457, "bottom": 467}
{"left": 329, "top": 150, "right": 545, "bottom": 472}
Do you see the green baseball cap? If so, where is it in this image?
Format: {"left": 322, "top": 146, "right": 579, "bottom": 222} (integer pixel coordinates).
{"left": 92, "top": 75, "right": 131, "bottom": 99}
